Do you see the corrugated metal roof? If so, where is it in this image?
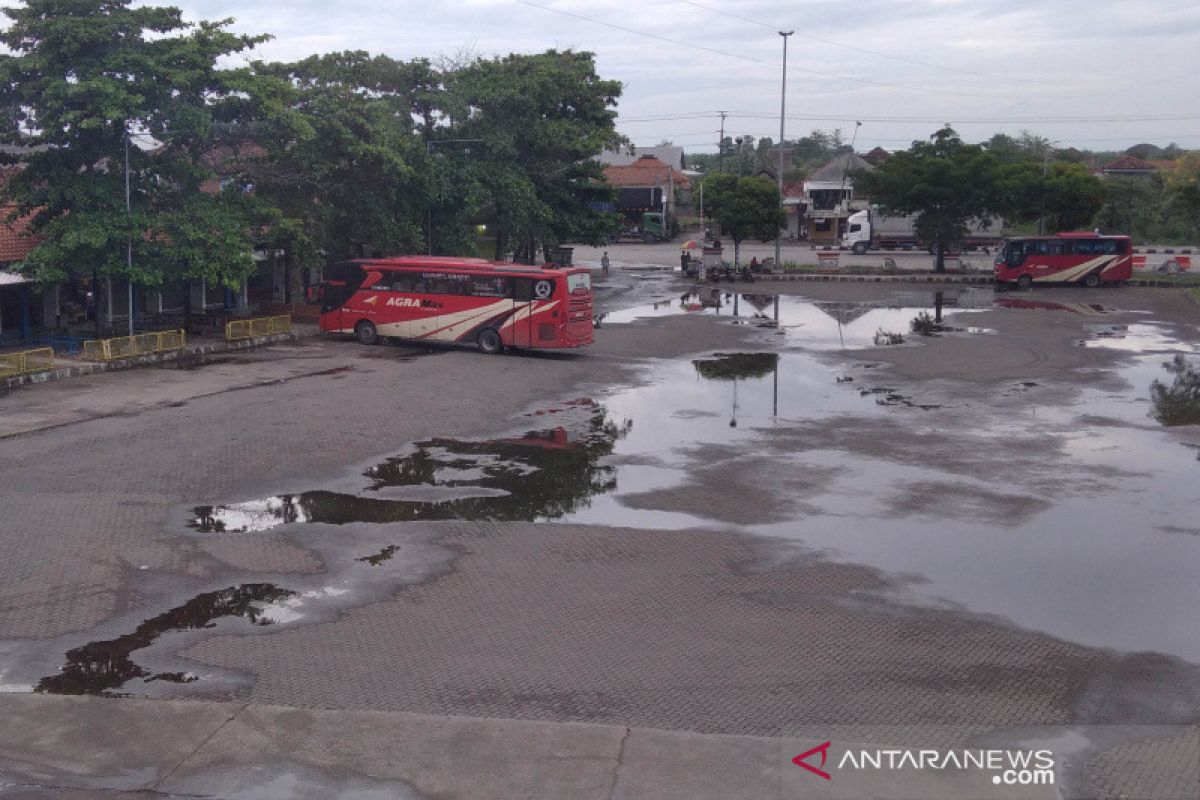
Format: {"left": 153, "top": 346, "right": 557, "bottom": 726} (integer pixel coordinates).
{"left": 0, "top": 270, "right": 32, "bottom": 286}
{"left": 805, "top": 153, "right": 874, "bottom": 183}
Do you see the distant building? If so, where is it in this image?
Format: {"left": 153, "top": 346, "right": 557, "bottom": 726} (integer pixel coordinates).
{"left": 602, "top": 155, "right": 690, "bottom": 230}
{"left": 800, "top": 153, "right": 874, "bottom": 244}
{"left": 1100, "top": 156, "right": 1179, "bottom": 180}
{"left": 862, "top": 147, "right": 890, "bottom": 166}
{"left": 598, "top": 145, "right": 686, "bottom": 171}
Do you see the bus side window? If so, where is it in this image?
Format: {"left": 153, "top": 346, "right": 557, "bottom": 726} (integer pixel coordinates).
{"left": 513, "top": 279, "right": 534, "bottom": 301}
{"left": 391, "top": 273, "right": 418, "bottom": 292}
{"left": 429, "top": 276, "right": 468, "bottom": 295}
{"left": 1070, "top": 240, "right": 1094, "bottom": 256}
{"left": 469, "top": 276, "right": 511, "bottom": 298}
{"left": 1098, "top": 240, "right": 1117, "bottom": 255}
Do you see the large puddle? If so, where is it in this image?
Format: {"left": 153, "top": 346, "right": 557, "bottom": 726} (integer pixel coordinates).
{"left": 598, "top": 288, "right": 997, "bottom": 350}
{"left": 9, "top": 294, "right": 1200, "bottom": 696}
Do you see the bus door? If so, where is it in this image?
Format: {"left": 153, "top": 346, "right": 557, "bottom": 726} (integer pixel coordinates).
{"left": 512, "top": 276, "right": 557, "bottom": 347}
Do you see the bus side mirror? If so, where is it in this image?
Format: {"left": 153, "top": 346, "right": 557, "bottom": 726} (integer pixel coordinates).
{"left": 306, "top": 284, "right": 324, "bottom": 304}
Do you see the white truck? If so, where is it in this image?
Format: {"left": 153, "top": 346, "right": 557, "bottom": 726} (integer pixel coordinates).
{"left": 842, "top": 209, "right": 1004, "bottom": 255}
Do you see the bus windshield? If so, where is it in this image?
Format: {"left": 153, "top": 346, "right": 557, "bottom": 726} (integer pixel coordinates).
{"left": 567, "top": 272, "right": 591, "bottom": 293}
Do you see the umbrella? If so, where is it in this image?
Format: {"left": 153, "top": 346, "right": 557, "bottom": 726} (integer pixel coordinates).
{"left": 681, "top": 240, "right": 700, "bottom": 250}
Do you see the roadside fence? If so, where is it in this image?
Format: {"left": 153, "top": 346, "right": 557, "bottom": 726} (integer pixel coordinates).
{"left": 83, "top": 330, "right": 186, "bottom": 362}
{"left": 0, "top": 347, "right": 54, "bottom": 377}
{"left": 225, "top": 314, "right": 292, "bottom": 342}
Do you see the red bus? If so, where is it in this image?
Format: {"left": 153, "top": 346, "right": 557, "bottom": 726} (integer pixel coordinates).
{"left": 994, "top": 233, "right": 1132, "bottom": 288}
{"left": 311, "top": 257, "right": 594, "bottom": 354}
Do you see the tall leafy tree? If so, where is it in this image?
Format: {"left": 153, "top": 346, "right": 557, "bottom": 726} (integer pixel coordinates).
{"left": 701, "top": 175, "right": 784, "bottom": 267}
{"left": 1166, "top": 153, "right": 1200, "bottom": 242}
{"left": 252, "top": 51, "right": 431, "bottom": 290}
{"left": 995, "top": 161, "right": 1107, "bottom": 233}
{"left": 853, "top": 127, "right": 1001, "bottom": 272}
{"left": 450, "top": 50, "right": 621, "bottom": 262}
{"left": 0, "top": 0, "right": 272, "bottom": 296}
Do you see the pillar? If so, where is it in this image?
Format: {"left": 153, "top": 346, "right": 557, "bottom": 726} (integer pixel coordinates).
{"left": 43, "top": 284, "right": 61, "bottom": 329}
{"left": 19, "top": 284, "right": 32, "bottom": 343}
{"left": 189, "top": 278, "right": 206, "bottom": 313}
{"left": 104, "top": 276, "right": 114, "bottom": 326}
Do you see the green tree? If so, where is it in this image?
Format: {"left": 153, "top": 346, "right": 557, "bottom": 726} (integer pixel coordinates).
{"left": 1166, "top": 153, "right": 1200, "bottom": 242}
{"left": 702, "top": 175, "right": 784, "bottom": 266}
{"left": 0, "top": 0, "right": 272, "bottom": 300}
{"left": 853, "top": 127, "right": 1001, "bottom": 272}
{"left": 251, "top": 51, "right": 431, "bottom": 292}
{"left": 995, "top": 161, "right": 1107, "bottom": 233}
{"left": 450, "top": 50, "right": 621, "bottom": 262}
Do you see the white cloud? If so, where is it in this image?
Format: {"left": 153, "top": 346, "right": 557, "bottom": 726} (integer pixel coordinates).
{"left": 162, "top": 0, "right": 1200, "bottom": 151}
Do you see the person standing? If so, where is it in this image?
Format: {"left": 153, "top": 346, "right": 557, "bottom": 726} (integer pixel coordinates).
{"left": 601, "top": 251, "right": 610, "bottom": 277}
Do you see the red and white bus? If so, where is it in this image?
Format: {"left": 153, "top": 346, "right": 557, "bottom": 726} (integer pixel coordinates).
{"left": 311, "top": 257, "right": 594, "bottom": 354}
{"left": 994, "top": 233, "right": 1133, "bottom": 288}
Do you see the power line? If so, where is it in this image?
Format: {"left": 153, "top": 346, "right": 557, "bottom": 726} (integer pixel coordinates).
{"left": 513, "top": 0, "right": 1021, "bottom": 100}
{"left": 617, "top": 110, "right": 1200, "bottom": 125}
{"left": 674, "top": 0, "right": 1061, "bottom": 88}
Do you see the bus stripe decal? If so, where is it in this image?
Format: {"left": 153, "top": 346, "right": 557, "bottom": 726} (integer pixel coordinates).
{"left": 420, "top": 301, "right": 516, "bottom": 340}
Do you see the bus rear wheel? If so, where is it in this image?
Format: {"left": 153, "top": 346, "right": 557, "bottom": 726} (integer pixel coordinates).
{"left": 477, "top": 328, "right": 504, "bottom": 355}
{"left": 1016, "top": 274, "right": 1033, "bottom": 289}
{"left": 1083, "top": 273, "right": 1101, "bottom": 288}
{"left": 355, "top": 320, "right": 378, "bottom": 345}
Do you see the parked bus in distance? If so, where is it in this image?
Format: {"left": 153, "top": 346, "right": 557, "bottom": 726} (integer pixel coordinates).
{"left": 309, "top": 257, "right": 594, "bottom": 354}
{"left": 994, "top": 233, "right": 1133, "bottom": 288}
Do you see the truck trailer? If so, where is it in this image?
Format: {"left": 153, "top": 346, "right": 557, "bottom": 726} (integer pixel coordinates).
{"left": 843, "top": 209, "right": 1003, "bottom": 255}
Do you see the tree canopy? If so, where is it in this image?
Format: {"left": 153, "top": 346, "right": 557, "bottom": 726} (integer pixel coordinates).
{"left": 0, "top": 2, "right": 623, "bottom": 294}
{"left": 852, "top": 127, "right": 1000, "bottom": 271}
{"left": 700, "top": 174, "right": 785, "bottom": 266}
{"left": 0, "top": 0, "right": 272, "bottom": 288}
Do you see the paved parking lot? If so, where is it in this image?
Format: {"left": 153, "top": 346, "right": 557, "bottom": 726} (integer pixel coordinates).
{"left": 1, "top": 276, "right": 1198, "bottom": 797}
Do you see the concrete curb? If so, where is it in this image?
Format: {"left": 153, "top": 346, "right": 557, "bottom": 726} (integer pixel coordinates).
{"left": 0, "top": 694, "right": 1064, "bottom": 800}
{"left": 743, "top": 274, "right": 1198, "bottom": 288}
{"left": 751, "top": 273, "right": 995, "bottom": 284}
{"left": 3, "top": 327, "right": 319, "bottom": 391}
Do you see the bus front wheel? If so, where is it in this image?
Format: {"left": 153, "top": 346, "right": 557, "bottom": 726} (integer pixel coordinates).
{"left": 355, "top": 320, "right": 379, "bottom": 345}
{"left": 1016, "top": 274, "right": 1033, "bottom": 289}
{"left": 477, "top": 328, "right": 504, "bottom": 355}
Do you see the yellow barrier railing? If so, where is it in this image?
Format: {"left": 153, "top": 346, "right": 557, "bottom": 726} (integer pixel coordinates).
{"left": 0, "top": 347, "right": 54, "bottom": 378}
{"left": 225, "top": 314, "right": 292, "bottom": 341}
{"left": 82, "top": 330, "right": 186, "bottom": 362}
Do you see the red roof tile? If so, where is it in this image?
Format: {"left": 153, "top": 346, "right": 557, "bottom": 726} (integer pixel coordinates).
{"left": 1102, "top": 155, "right": 1157, "bottom": 172}
{"left": 0, "top": 205, "right": 41, "bottom": 262}
{"left": 603, "top": 156, "right": 690, "bottom": 190}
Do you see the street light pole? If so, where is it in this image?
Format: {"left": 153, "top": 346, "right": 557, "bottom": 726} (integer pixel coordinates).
{"left": 1038, "top": 139, "right": 1060, "bottom": 236}
{"left": 124, "top": 123, "right": 133, "bottom": 336}
{"left": 775, "top": 30, "right": 793, "bottom": 271}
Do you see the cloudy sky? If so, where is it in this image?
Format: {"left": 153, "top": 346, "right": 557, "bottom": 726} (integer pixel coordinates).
{"left": 173, "top": 0, "right": 1200, "bottom": 153}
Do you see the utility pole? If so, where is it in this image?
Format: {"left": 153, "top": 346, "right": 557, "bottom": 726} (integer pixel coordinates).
{"left": 1037, "top": 139, "right": 1061, "bottom": 235}
{"left": 775, "top": 31, "right": 793, "bottom": 271}
{"left": 124, "top": 123, "right": 133, "bottom": 336}
{"left": 717, "top": 111, "right": 728, "bottom": 173}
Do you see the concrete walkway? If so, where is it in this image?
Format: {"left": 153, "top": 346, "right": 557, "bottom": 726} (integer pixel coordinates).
{"left": 0, "top": 694, "right": 1066, "bottom": 799}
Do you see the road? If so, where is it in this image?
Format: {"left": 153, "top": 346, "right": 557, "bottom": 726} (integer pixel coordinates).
{"left": 570, "top": 240, "right": 997, "bottom": 272}
{"left": 1, "top": 273, "right": 1198, "bottom": 798}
